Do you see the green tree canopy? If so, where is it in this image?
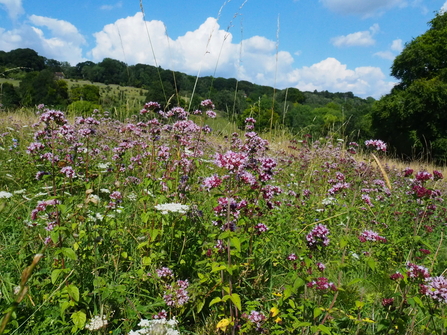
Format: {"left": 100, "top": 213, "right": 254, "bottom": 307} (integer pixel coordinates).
{"left": 372, "top": 11, "right": 447, "bottom": 162}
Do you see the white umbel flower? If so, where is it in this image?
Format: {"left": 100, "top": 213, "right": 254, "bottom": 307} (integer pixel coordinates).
{"left": 0, "top": 191, "right": 13, "bottom": 199}
{"left": 155, "top": 203, "right": 189, "bottom": 215}
{"left": 85, "top": 315, "right": 108, "bottom": 331}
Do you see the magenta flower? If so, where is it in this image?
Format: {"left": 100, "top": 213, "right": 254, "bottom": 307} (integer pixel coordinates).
{"left": 416, "top": 171, "right": 432, "bottom": 182}
{"left": 60, "top": 166, "right": 75, "bottom": 178}
{"left": 205, "top": 110, "right": 217, "bottom": 118}
{"left": 358, "top": 230, "right": 386, "bottom": 243}
{"left": 202, "top": 174, "right": 223, "bottom": 191}
{"left": 365, "top": 139, "right": 387, "bottom": 152}
{"left": 307, "top": 277, "right": 337, "bottom": 291}
{"left": 156, "top": 267, "right": 174, "bottom": 278}
{"left": 433, "top": 170, "right": 444, "bottom": 181}
{"left": 214, "top": 151, "right": 248, "bottom": 173}
{"left": 200, "top": 99, "right": 215, "bottom": 109}
{"left": 306, "top": 224, "right": 330, "bottom": 248}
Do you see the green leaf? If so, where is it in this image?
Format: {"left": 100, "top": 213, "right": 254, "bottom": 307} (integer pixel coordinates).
{"left": 196, "top": 299, "right": 206, "bottom": 313}
{"left": 66, "top": 284, "right": 80, "bottom": 302}
{"left": 314, "top": 307, "right": 323, "bottom": 319}
{"left": 209, "top": 297, "right": 222, "bottom": 307}
{"left": 318, "top": 324, "right": 332, "bottom": 335}
{"left": 231, "top": 237, "right": 241, "bottom": 252}
{"left": 229, "top": 293, "right": 242, "bottom": 311}
{"left": 366, "top": 257, "right": 376, "bottom": 271}
{"left": 51, "top": 269, "right": 62, "bottom": 284}
{"left": 71, "top": 311, "right": 86, "bottom": 332}
{"left": 62, "top": 248, "right": 77, "bottom": 260}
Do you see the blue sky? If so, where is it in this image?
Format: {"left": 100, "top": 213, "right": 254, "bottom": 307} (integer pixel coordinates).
{"left": 0, "top": 0, "right": 446, "bottom": 98}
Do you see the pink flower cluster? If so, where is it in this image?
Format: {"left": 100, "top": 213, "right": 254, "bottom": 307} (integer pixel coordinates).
{"left": 422, "top": 276, "right": 447, "bottom": 304}
{"left": 31, "top": 199, "right": 61, "bottom": 221}
{"left": 358, "top": 230, "right": 386, "bottom": 243}
{"left": 365, "top": 139, "right": 387, "bottom": 152}
{"left": 214, "top": 151, "right": 248, "bottom": 173}
{"left": 246, "top": 310, "right": 266, "bottom": 327}
{"left": 163, "top": 279, "right": 190, "bottom": 307}
{"left": 307, "top": 277, "right": 337, "bottom": 291}
{"left": 406, "top": 262, "right": 430, "bottom": 280}
{"left": 306, "top": 224, "right": 330, "bottom": 248}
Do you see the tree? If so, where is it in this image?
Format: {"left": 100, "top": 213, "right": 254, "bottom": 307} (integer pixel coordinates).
{"left": 371, "top": 11, "right": 447, "bottom": 162}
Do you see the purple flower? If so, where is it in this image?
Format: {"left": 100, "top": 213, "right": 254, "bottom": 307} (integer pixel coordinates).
{"left": 307, "top": 277, "right": 337, "bottom": 291}
{"left": 306, "top": 224, "right": 330, "bottom": 248}
{"left": 254, "top": 223, "right": 269, "bottom": 234}
{"left": 423, "top": 276, "right": 447, "bottom": 303}
{"left": 416, "top": 171, "right": 432, "bottom": 182}
{"left": 214, "top": 151, "right": 248, "bottom": 173}
{"left": 358, "top": 230, "right": 386, "bottom": 243}
{"left": 406, "top": 262, "right": 430, "bottom": 280}
{"left": 200, "top": 99, "right": 215, "bottom": 109}
{"left": 247, "top": 310, "right": 266, "bottom": 326}
{"left": 60, "top": 166, "right": 75, "bottom": 178}
{"left": 202, "top": 174, "right": 222, "bottom": 191}
{"left": 433, "top": 170, "right": 444, "bottom": 181}
{"left": 110, "top": 191, "right": 122, "bottom": 200}
{"left": 156, "top": 267, "right": 174, "bottom": 278}
{"left": 365, "top": 139, "right": 387, "bottom": 152}
{"left": 206, "top": 110, "right": 217, "bottom": 118}
{"left": 287, "top": 253, "right": 297, "bottom": 261}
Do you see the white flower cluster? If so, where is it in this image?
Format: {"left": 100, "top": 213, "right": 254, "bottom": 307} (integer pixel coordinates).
{"left": 128, "top": 318, "right": 180, "bottom": 335}
{"left": 0, "top": 191, "right": 13, "bottom": 199}
{"left": 85, "top": 315, "right": 108, "bottom": 331}
{"left": 155, "top": 203, "right": 189, "bottom": 215}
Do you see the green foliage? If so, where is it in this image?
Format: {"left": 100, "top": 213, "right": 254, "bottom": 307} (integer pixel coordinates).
{"left": 373, "top": 11, "right": 447, "bottom": 162}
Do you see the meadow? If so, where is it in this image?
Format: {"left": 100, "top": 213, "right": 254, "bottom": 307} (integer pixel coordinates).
{"left": 1, "top": 102, "right": 447, "bottom": 335}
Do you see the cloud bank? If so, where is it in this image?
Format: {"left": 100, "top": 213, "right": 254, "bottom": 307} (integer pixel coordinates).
{"left": 0, "top": 10, "right": 395, "bottom": 98}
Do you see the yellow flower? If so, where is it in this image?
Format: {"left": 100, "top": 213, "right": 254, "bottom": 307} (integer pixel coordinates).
{"left": 270, "top": 306, "right": 280, "bottom": 317}
{"left": 216, "top": 318, "right": 231, "bottom": 331}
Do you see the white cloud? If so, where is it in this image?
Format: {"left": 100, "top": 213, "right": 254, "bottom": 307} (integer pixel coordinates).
{"left": 442, "top": 1, "right": 447, "bottom": 13}
{"left": 320, "top": 0, "right": 407, "bottom": 16}
{"left": 390, "top": 39, "right": 403, "bottom": 52}
{"left": 89, "top": 13, "right": 394, "bottom": 98}
{"left": 373, "top": 51, "right": 395, "bottom": 60}
{"left": 0, "top": 15, "right": 86, "bottom": 64}
{"left": 100, "top": 2, "right": 123, "bottom": 11}
{"left": 331, "top": 24, "right": 379, "bottom": 47}
{"left": 287, "top": 58, "right": 395, "bottom": 98}
{"left": 0, "top": 0, "right": 23, "bottom": 20}
{"left": 29, "top": 15, "right": 86, "bottom": 46}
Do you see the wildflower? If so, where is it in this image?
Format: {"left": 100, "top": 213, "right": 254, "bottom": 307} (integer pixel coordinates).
{"left": 406, "top": 262, "right": 430, "bottom": 280}
{"left": 382, "top": 298, "right": 394, "bottom": 307}
{"left": 128, "top": 317, "right": 179, "bottom": 335}
{"left": 423, "top": 276, "right": 447, "bottom": 304}
{"left": 361, "top": 194, "right": 374, "bottom": 207}
{"left": 110, "top": 191, "right": 122, "bottom": 200}
{"left": 155, "top": 203, "right": 189, "bottom": 214}
{"left": 254, "top": 223, "right": 269, "bottom": 234}
{"left": 287, "top": 253, "right": 297, "bottom": 261}
{"left": 214, "top": 151, "right": 248, "bottom": 173}
{"left": 316, "top": 262, "right": 326, "bottom": 272}
{"left": 306, "top": 224, "right": 330, "bottom": 248}
{"left": 60, "top": 166, "right": 75, "bottom": 178}
{"left": 163, "top": 280, "right": 190, "bottom": 307}
{"left": 328, "top": 182, "right": 350, "bottom": 195}
{"left": 365, "top": 139, "right": 387, "bottom": 152}
{"left": 201, "top": 99, "right": 215, "bottom": 109}
{"left": 206, "top": 110, "right": 217, "bottom": 118}
{"left": 247, "top": 310, "right": 266, "bottom": 327}
{"left": 433, "top": 170, "right": 444, "bottom": 181}
{"left": 307, "top": 277, "right": 337, "bottom": 291}
{"left": 358, "top": 230, "right": 386, "bottom": 243}
{"left": 0, "top": 191, "right": 13, "bottom": 199}
{"left": 415, "top": 171, "right": 432, "bottom": 182}
{"left": 322, "top": 197, "right": 336, "bottom": 206}
{"left": 85, "top": 315, "right": 108, "bottom": 331}
{"left": 156, "top": 267, "right": 174, "bottom": 278}
{"left": 403, "top": 167, "right": 414, "bottom": 177}
{"left": 202, "top": 174, "right": 222, "bottom": 191}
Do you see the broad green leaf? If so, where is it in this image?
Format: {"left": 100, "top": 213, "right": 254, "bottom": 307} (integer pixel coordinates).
{"left": 51, "top": 269, "right": 62, "bottom": 284}
{"left": 229, "top": 293, "right": 242, "bottom": 311}
{"left": 209, "top": 296, "right": 222, "bottom": 307}
{"left": 71, "top": 311, "right": 86, "bottom": 331}
{"left": 66, "top": 284, "right": 80, "bottom": 302}
{"left": 314, "top": 307, "right": 323, "bottom": 318}
{"left": 62, "top": 248, "right": 77, "bottom": 260}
